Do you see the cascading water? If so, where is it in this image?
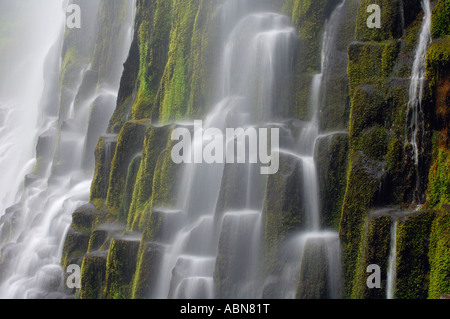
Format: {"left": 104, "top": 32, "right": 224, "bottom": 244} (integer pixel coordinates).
{"left": 0, "top": 0, "right": 136, "bottom": 298}
{"left": 153, "top": 2, "right": 297, "bottom": 299}
{"left": 406, "top": 0, "right": 432, "bottom": 204}
{"left": 152, "top": 0, "right": 347, "bottom": 300}
{"left": 386, "top": 220, "right": 398, "bottom": 299}
{"left": 0, "top": 1, "right": 65, "bottom": 222}
{"left": 273, "top": 0, "right": 347, "bottom": 299}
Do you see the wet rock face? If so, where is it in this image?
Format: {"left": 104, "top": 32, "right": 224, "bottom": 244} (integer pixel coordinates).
{"left": 103, "top": 234, "right": 141, "bottom": 299}
{"left": 51, "top": 0, "right": 450, "bottom": 300}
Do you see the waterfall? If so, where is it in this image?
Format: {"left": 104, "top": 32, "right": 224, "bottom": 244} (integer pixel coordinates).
{"left": 406, "top": 0, "right": 432, "bottom": 204}
{"left": 0, "top": 0, "right": 136, "bottom": 298}
{"left": 152, "top": 0, "right": 348, "bottom": 300}
{"left": 153, "top": 3, "right": 297, "bottom": 299}
{"left": 386, "top": 220, "right": 398, "bottom": 299}
{"left": 0, "top": 1, "right": 65, "bottom": 222}
{"left": 275, "top": 0, "right": 347, "bottom": 299}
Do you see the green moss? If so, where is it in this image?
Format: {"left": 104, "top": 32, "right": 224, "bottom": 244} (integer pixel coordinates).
{"left": 185, "top": 0, "right": 216, "bottom": 119}
{"left": 347, "top": 42, "right": 385, "bottom": 97}
{"left": 120, "top": 155, "right": 142, "bottom": 224}
{"left": 396, "top": 211, "right": 436, "bottom": 299}
{"left": 127, "top": 125, "right": 172, "bottom": 231}
{"left": 316, "top": 134, "right": 350, "bottom": 229}
{"left": 355, "top": 0, "right": 402, "bottom": 42}
{"left": 129, "top": 0, "right": 173, "bottom": 121}
{"left": 291, "top": 0, "right": 338, "bottom": 73}
{"left": 61, "top": 228, "right": 91, "bottom": 270}
{"left": 80, "top": 251, "right": 108, "bottom": 299}
{"left": 156, "top": 0, "right": 208, "bottom": 123}
{"left": 355, "top": 125, "right": 389, "bottom": 161}
{"left": 106, "top": 121, "right": 148, "bottom": 217}
{"left": 351, "top": 215, "right": 391, "bottom": 299}
{"left": 426, "top": 38, "right": 450, "bottom": 90}
{"left": 431, "top": 0, "right": 450, "bottom": 39}
{"left": 348, "top": 85, "right": 385, "bottom": 140}
{"left": 296, "top": 240, "right": 329, "bottom": 299}
{"left": 71, "top": 204, "right": 105, "bottom": 234}
{"left": 103, "top": 235, "right": 141, "bottom": 299}
{"left": 90, "top": 136, "right": 117, "bottom": 202}
{"left": 382, "top": 40, "right": 401, "bottom": 78}
{"left": 339, "top": 151, "right": 381, "bottom": 296}
{"left": 131, "top": 241, "right": 163, "bottom": 299}
{"left": 428, "top": 208, "right": 450, "bottom": 298}
{"left": 426, "top": 147, "right": 450, "bottom": 209}
{"left": 128, "top": 0, "right": 217, "bottom": 124}
{"left": 139, "top": 137, "right": 182, "bottom": 237}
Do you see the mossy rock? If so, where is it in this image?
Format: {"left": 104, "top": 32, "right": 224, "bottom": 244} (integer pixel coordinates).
{"left": 348, "top": 42, "right": 385, "bottom": 97}
{"left": 396, "top": 210, "right": 436, "bottom": 299}
{"left": 355, "top": 0, "right": 402, "bottom": 42}
{"left": 351, "top": 211, "right": 392, "bottom": 299}
{"left": 426, "top": 38, "right": 450, "bottom": 141}
{"left": 132, "top": 241, "right": 164, "bottom": 299}
{"left": 71, "top": 203, "right": 105, "bottom": 234}
{"left": 348, "top": 84, "right": 385, "bottom": 141}
{"left": 145, "top": 208, "right": 183, "bottom": 243}
{"left": 80, "top": 251, "right": 108, "bottom": 299}
{"left": 339, "top": 150, "right": 385, "bottom": 296}
{"left": 296, "top": 239, "right": 329, "bottom": 299}
{"left": 428, "top": 206, "right": 450, "bottom": 298}
{"left": 320, "top": 0, "right": 358, "bottom": 131}
{"left": 120, "top": 155, "right": 142, "bottom": 225}
{"left": 355, "top": 125, "right": 389, "bottom": 161}
{"left": 61, "top": 228, "right": 91, "bottom": 270}
{"left": 316, "top": 133, "right": 350, "bottom": 229}
{"left": 103, "top": 233, "right": 141, "bottom": 299}
{"left": 128, "top": 125, "right": 182, "bottom": 234}
{"left": 431, "top": 0, "right": 450, "bottom": 39}
{"left": 87, "top": 223, "right": 126, "bottom": 254}
{"left": 106, "top": 121, "right": 148, "bottom": 217}
{"left": 90, "top": 135, "right": 118, "bottom": 202}
{"left": 291, "top": 0, "right": 342, "bottom": 72}
{"left": 263, "top": 152, "right": 306, "bottom": 276}
{"left": 426, "top": 147, "right": 450, "bottom": 209}
{"left": 129, "top": 0, "right": 174, "bottom": 121}
{"left": 214, "top": 211, "right": 262, "bottom": 299}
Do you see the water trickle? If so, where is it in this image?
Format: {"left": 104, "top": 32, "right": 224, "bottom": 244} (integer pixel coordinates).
{"left": 406, "top": 0, "right": 432, "bottom": 204}
{"left": 386, "top": 220, "right": 398, "bottom": 299}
